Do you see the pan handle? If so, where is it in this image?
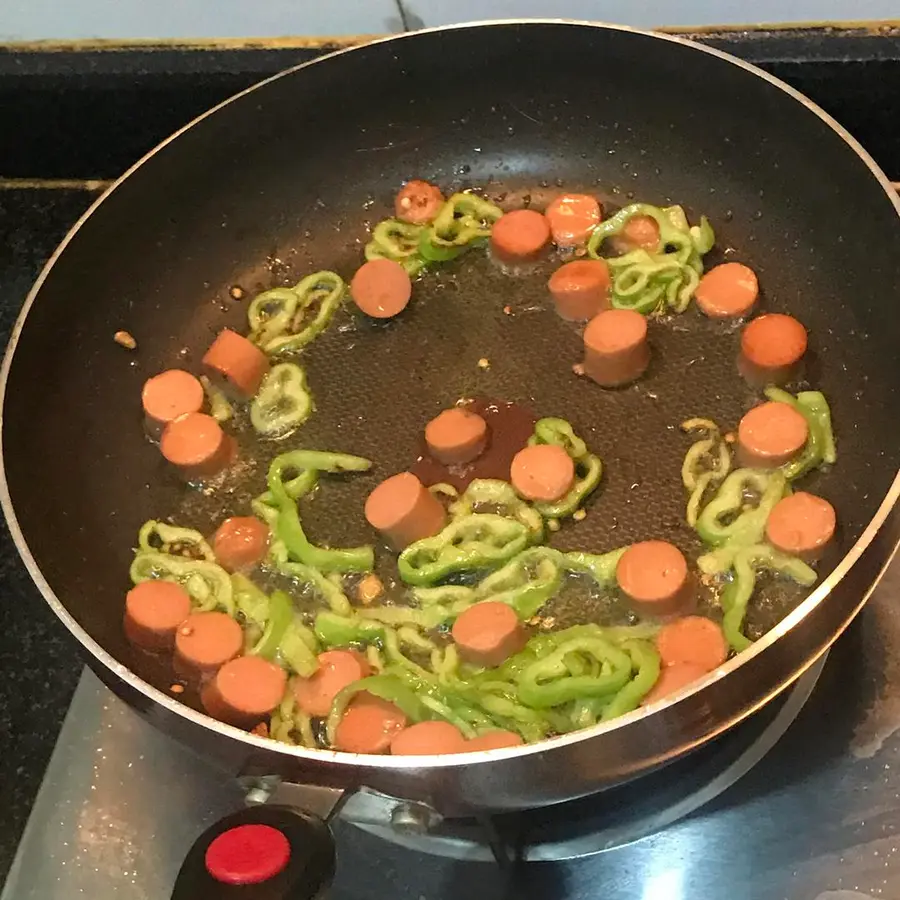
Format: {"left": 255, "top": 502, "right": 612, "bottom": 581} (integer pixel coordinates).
{"left": 171, "top": 783, "right": 343, "bottom": 899}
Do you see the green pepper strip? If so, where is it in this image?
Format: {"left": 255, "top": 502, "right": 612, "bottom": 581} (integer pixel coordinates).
{"left": 764, "top": 388, "right": 837, "bottom": 480}
{"left": 449, "top": 478, "right": 544, "bottom": 544}
{"left": 397, "top": 513, "right": 529, "bottom": 586}
{"left": 418, "top": 193, "right": 503, "bottom": 262}
{"left": 515, "top": 636, "right": 633, "bottom": 709}
{"left": 696, "top": 468, "right": 787, "bottom": 548}
{"left": 199, "top": 374, "right": 234, "bottom": 423}
{"left": 232, "top": 573, "right": 271, "bottom": 628}
{"left": 276, "top": 560, "right": 352, "bottom": 615}
{"left": 720, "top": 544, "right": 817, "bottom": 652}
{"left": 250, "top": 363, "right": 314, "bottom": 437}
{"left": 267, "top": 450, "right": 374, "bottom": 574}
{"left": 356, "top": 604, "right": 449, "bottom": 630}
{"left": 249, "top": 589, "right": 293, "bottom": 660}
{"left": 680, "top": 419, "right": 732, "bottom": 528}
{"left": 472, "top": 547, "right": 562, "bottom": 619}
{"left": 526, "top": 418, "right": 603, "bottom": 519}
{"left": 314, "top": 611, "right": 384, "bottom": 648}
{"left": 138, "top": 520, "right": 215, "bottom": 561}
{"left": 562, "top": 547, "right": 628, "bottom": 588}
{"left": 130, "top": 551, "right": 235, "bottom": 615}
{"left": 248, "top": 271, "right": 345, "bottom": 356}
{"left": 599, "top": 640, "right": 660, "bottom": 720}
{"left": 364, "top": 218, "right": 426, "bottom": 276}
{"left": 277, "top": 619, "right": 320, "bottom": 677}
{"left": 270, "top": 690, "right": 316, "bottom": 747}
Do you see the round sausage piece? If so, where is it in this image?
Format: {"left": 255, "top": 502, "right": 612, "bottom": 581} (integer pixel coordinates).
{"left": 175, "top": 611, "right": 243, "bottom": 674}
{"left": 425, "top": 408, "right": 489, "bottom": 465}
{"left": 202, "top": 655, "right": 287, "bottom": 728}
{"left": 466, "top": 730, "right": 525, "bottom": 751}
{"left": 160, "top": 412, "right": 234, "bottom": 480}
{"left": 737, "top": 401, "right": 809, "bottom": 469}
{"left": 766, "top": 491, "right": 836, "bottom": 561}
{"left": 510, "top": 443, "right": 575, "bottom": 503}
{"left": 203, "top": 329, "right": 270, "bottom": 399}
{"left": 619, "top": 215, "right": 660, "bottom": 252}
{"left": 452, "top": 601, "right": 527, "bottom": 668}
{"left": 739, "top": 313, "right": 808, "bottom": 386}
{"left": 548, "top": 259, "right": 611, "bottom": 321}
{"left": 545, "top": 194, "right": 602, "bottom": 248}
{"left": 334, "top": 693, "right": 408, "bottom": 754}
{"left": 490, "top": 209, "right": 551, "bottom": 265}
{"left": 395, "top": 180, "right": 445, "bottom": 224}
{"left": 213, "top": 516, "right": 269, "bottom": 572}
{"left": 583, "top": 308, "right": 650, "bottom": 388}
{"left": 640, "top": 662, "right": 708, "bottom": 706}
{"left": 390, "top": 720, "right": 468, "bottom": 756}
{"left": 141, "top": 369, "right": 205, "bottom": 437}
{"left": 350, "top": 258, "right": 412, "bottom": 319}
{"left": 617, "top": 541, "right": 695, "bottom": 618}
{"left": 656, "top": 616, "right": 728, "bottom": 673}
{"left": 694, "top": 263, "right": 759, "bottom": 319}
{"left": 365, "top": 472, "right": 447, "bottom": 550}
{"left": 292, "top": 650, "right": 371, "bottom": 718}
{"left": 124, "top": 580, "right": 192, "bottom": 650}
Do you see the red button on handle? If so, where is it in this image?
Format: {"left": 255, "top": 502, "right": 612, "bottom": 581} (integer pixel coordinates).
{"left": 205, "top": 823, "right": 291, "bottom": 885}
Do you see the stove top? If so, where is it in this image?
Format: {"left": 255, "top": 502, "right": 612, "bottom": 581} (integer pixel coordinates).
{"left": 1, "top": 27, "right": 900, "bottom": 900}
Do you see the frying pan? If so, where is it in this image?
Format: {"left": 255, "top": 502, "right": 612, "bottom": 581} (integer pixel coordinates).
{"left": 2, "top": 20, "right": 900, "bottom": 822}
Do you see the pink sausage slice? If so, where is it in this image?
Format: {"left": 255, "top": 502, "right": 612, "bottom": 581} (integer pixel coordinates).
{"left": 201, "top": 655, "right": 287, "bottom": 728}
{"left": 365, "top": 472, "right": 446, "bottom": 550}
{"left": 160, "top": 412, "right": 234, "bottom": 481}
{"left": 203, "top": 329, "right": 270, "bottom": 399}
{"left": 619, "top": 215, "right": 660, "bottom": 252}
{"left": 350, "top": 259, "right": 412, "bottom": 319}
{"left": 656, "top": 616, "right": 728, "bottom": 672}
{"left": 616, "top": 541, "right": 695, "bottom": 618}
{"left": 510, "top": 444, "right": 575, "bottom": 503}
{"left": 466, "top": 730, "right": 525, "bottom": 751}
{"left": 335, "top": 693, "right": 407, "bottom": 754}
{"left": 213, "top": 516, "right": 269, "bottom": 572}
{"left": 141, "top": 369, "right": 204, "bottom": 438}
{"left": 124, "top": 580, "right": 192, "bottom": 650}
{"left": 737, "top": 401, "right": 809, "bottom": 469}
{"left": 583, "top": 308, "right": 650, "bottom": 387}
{"left": 452, "top": 601, "right": 527, "bottom": 668}
{"left": 548, "top": 260, "right": 611, "bottom": 321}
{"left": 395, "top": 180, "right": 444, "bottom": 225}
{"left": 390, "top": 721, "right": 468, "bottom": 755}
{"left": 292, "top": 650, "right": 371, "bottom": 718}
{"left": 175, "top": 611, "right": 243, "bottom": 675}
{"left": 765, "top": 491, "right": 836, "bottom": 561}
{"left": 545, "top": 194, "right": 602, "bottom": 248}
{"left": 640, "top": 662, "right": 708, "bottom": 706}
{"left": 425, "top": 408, "right": 489, "bottom": 465}
{"left": 490, "top": 210, "right": 551, "bottom": 265}
{"left": 738, "top": 313, "right": 808, "bottom": 386}
{"left": 694, "top": 263, "right": 759, "bottom": 319}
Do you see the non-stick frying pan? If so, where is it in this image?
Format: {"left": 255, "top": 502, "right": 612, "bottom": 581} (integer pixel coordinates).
{"left": 2, "top": 21, "right": 900, "bottom": 820}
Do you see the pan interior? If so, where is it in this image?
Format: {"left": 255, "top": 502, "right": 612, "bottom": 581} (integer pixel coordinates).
{"left": 4, "top": 23, "right": 899, "bottom": 715}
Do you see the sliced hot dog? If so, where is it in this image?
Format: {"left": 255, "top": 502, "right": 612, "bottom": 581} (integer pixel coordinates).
{"left": 203, "top": 328, "right": 270, "bottom": 399}
{"left": 548, "top": 259, "right": 611, "bottom": 321}
{"left": 765, "top": 491, "right": 836, "bottom": 562}
{"left": 350, "top": 258, "right": 412, "bottom": 319}
{"left": 334, "top": 693, "right": 407, "bottom": 754}
{"left": 390, "top": 720, "right": 468, "bottom": 756}
{"left": 292, "top": 650, "right": 371, "bottom": 718}
{"left": 425, "top": 407, "right": 489, "bottom": 465}
{"left": 175, "top": 611, "right": 243, "bottom": 675}
{"left": 737, "top": 401, "right": 809, "bottom": 469}
{"left": 510, "top": 443, "right": 575, "bottom": 503}
{"left": 213, "top": 516, "right": 269, "bottom": 572}
{"left": 124, "top": 580, "right": 192, "bottom": 650}
{"left": 201, "top": 655, "right": 287, "bottom": 728}
{"left": 364, "top": 472, "right": 446, "bottom": 550}
{"left": 141, "top": 369, "right": 204, "bottom": 438}
{"left": 616, "top": 541, "right": 695, "bottom": 618}
{"left": 490, "top": 209, "right": 551, "bottom": 266}
{"left": 545, "top": 194, "right": 602, "bottom": 248}
{"left": 656, "top": 616, "right": 728, "bottom": 672}
{"left": 160, "top": 411, "right": 235, "bottom": 481}
{"left": 640, "top": 662, "right": 708, "bottom": 706}
{"left": 738, "top": 313, "right": 808, "bottom": 386}
{"left": 466, "top": 730, "right": 525, "bottom": 751}
{"left": 694, "top": 263, "right": 759, "bottom": 319}
{"left": 451, "top": 601, "right": 527, "bottom": 668}
{"left": 619, "top": 215, "right": 660, "bottom": 252}
{"left": 583, "top": 308, "right": 650, "bottom": 387}
{"left": 395, "top": 180, "right": 444, "bottom": 225}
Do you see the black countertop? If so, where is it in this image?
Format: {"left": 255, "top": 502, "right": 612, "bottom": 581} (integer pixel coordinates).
{"left": 0, "top": 25, "right": 898, "bottom": 887}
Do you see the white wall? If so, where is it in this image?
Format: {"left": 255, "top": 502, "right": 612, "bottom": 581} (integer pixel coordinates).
{"left": 0, "top": 0, "right": 896, "bottom": 42}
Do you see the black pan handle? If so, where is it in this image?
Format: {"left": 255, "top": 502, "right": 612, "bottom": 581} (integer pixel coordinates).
{"left": 171, "top": 804, "right": 335, "bottom": 899}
